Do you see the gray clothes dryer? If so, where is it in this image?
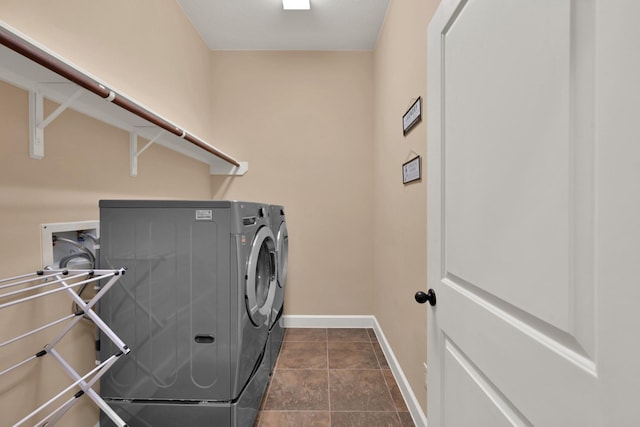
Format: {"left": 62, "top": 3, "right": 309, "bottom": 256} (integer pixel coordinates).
{"left": 98, "top": 200, "right": 277, "bottom": 427}
{"left": 267, "top": 204, "right": 288, "bottom": 373}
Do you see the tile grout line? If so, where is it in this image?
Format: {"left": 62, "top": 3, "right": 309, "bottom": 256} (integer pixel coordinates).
{"left": 371, "top": 328, "right": 404, "bottom": 426}
{"left": 326, "top": 328, "right": 331, "bottom": 426}
{"left": 373, "top": 329, "right": 398, "bottom": 422}
{"left": 380, "top": 359, "right": 403, "bottom": 426}
{"left": 369, "top": 334, "right": 381, "bottom": 369}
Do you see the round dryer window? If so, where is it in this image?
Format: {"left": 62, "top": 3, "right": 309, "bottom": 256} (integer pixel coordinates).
{"left": 245, "top": 226, "right": 277, "bottom": 326}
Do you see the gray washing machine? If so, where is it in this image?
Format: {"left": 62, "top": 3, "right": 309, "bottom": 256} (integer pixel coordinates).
{"left": 267, "top": 205, "right": 288, "bottom": 373}
{"left": 98, "top": 200, "right": 277, "bottom": 427}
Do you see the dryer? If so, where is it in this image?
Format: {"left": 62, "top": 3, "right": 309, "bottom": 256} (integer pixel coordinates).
{"left": 98, "top": 200, "right": 277, "bottom": 427}
{"left": 267, "top": 204, "right": 288, "bottom": 373}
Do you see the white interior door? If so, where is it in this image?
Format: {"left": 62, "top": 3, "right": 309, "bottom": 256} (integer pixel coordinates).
{"left": 425, "top": 1, "right": 640, "bottom": 425}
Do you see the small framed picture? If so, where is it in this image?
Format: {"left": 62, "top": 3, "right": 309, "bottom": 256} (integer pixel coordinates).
{"left": 402, "top": 156, "right": 421, "bottom": 184}
{"left": 402, "top": 97, "right": 422, "bottom": 136}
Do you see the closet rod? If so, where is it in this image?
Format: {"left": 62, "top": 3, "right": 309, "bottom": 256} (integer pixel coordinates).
{"left": 0, "top": 25, "right": 240, "bottom": 168}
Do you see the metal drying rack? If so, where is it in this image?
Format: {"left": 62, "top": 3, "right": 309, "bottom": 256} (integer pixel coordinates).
{"left": 0, "top": 268, "right": 130, "bottom": 427}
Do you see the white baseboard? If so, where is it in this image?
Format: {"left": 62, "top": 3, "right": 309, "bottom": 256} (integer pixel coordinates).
{"left": 283, "top": 314, "right": 376, "bottom": 328}
{"left": 282, "top": 314, "right": 428, "bottom": 427}
{"left": 371, "top": 317, "right": 428, "bottom": 427}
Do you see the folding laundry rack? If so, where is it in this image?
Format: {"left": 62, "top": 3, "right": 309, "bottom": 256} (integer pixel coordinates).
{"left": 0, "top": 268, "right": 129, "bottom": 427}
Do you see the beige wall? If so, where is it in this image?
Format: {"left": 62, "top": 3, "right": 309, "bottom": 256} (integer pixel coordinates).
{"left": 0, "top": 0, "right": 214, "bottom": 140}
{"left": 0, "top": 1, "right": 216, "bottom": 425}
{"left": 373, "top": 0, "right": 441, "bottom": 414}
{"left": 209, "top": 51, "right": 375, "bottom": 316}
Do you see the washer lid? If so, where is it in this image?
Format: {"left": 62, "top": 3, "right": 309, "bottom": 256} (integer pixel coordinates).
{"left": 245, "top": 226, "right": 277, "bottom": 326}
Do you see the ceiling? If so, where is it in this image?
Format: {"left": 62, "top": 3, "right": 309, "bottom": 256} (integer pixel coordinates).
{"left": 176, "top": 0, "right": 391, "bottom": 51}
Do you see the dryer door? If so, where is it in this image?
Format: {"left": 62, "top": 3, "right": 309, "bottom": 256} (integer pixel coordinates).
{"left": 269, "top": 220, "right": 288, "bottom": 329}
{"left": 245, "top": 226, "right": 277, "bottom": 326}
{"left": 276, "top": 221, "right": 289, "bottom": 288}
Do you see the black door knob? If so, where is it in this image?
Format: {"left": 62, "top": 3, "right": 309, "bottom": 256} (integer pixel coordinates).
{"left": 415, "top": 289, "right": 436, "bottom": 306}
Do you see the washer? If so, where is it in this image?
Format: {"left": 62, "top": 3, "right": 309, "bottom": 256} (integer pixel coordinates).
{"left": 267, "top": 204, "right": 288, "bottom": 373}
{"left": 98, "top": 200, "right": 277, "bottom": 427}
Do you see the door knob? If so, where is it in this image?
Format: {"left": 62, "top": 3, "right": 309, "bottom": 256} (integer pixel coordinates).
{"left": 415, "top": 289, "right": 436, "bottom": 306}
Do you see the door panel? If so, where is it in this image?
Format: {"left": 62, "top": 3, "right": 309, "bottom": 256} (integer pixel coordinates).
{"left": 437, "top": 282, "right": 598, "bottom": 425}
{"left": 443, "top": 337, "right": 530, "bottom": 427}
{"left": 427, "top": 0, "right": 639, "bottom": 425}
{"left": 444, "top": 0, "right": 572, "bottom": 333}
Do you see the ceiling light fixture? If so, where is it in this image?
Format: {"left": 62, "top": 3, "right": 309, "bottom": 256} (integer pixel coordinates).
{"left": 282, "top": 0, "right": 310, "bottom": 10}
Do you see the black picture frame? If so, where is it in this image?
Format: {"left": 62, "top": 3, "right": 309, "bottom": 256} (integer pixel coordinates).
{"left": 402, "top": 155, "right": 421, "bottom": 184}
{"left": 402, "top": 97, "right": 422, "bottom": 136}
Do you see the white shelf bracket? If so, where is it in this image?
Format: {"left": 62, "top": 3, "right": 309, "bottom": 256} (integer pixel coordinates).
{"left": 130, "top": 128, "right": 164, "bottom": 177}
{"left": 29, "top": 86, "right": 84, "bottom": 160}
{"left": 210, "top": 160, "right": 249, "bottom": 176}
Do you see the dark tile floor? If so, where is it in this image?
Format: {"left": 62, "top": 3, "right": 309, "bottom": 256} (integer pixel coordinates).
{"left": 254, "top": 328, "right": 416, "bottom": 427}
